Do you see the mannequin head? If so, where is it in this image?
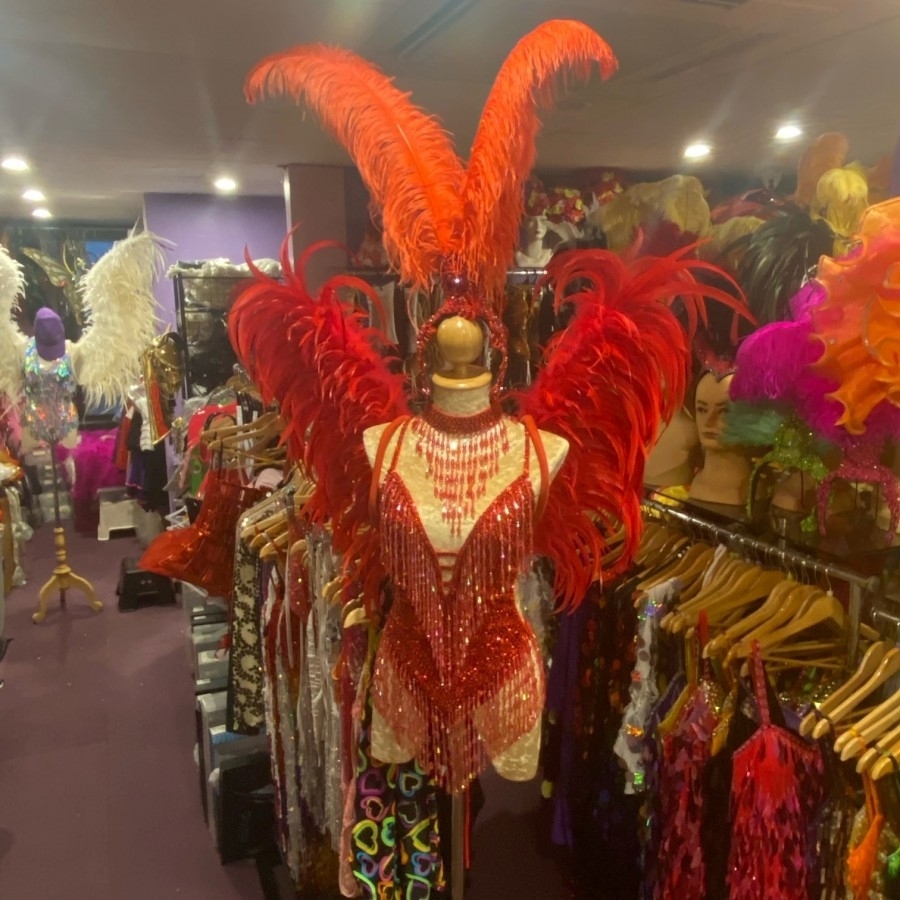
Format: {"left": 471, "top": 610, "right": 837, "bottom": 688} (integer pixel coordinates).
{"left": 523, "top": 214, "right": 549, "bottom": 246}
{"left": 33, "top": 307, "right": 66, "bottom": 361}
{"left": 695, "top": 371, "right": 733, "bottom": 451}
{"left": 688, "top": 370, "right": 750, "bottom": 506}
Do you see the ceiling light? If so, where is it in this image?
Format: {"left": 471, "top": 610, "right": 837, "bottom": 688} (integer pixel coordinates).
{"left": 213, "top": 176, "right": 238, "bottom": 193}
{"left": 22, "top": 188, "right": 45, "bottom": 203}
{"left": 2, "top": 155, "right": 30, "bottom": 172}
{"left": 775, "top": 123, "right": 803, "bottom": 141}
{"left": 683, "top": 142, "right": 712, "bottom": 160}
{"left": 32, "top": 207, "right": 52, "bottom": 220}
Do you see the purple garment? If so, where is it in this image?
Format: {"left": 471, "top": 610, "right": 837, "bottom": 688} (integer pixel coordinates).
{"left": 58, "top": 429, "right": 125, "bottom": 533}
{"left": 544, "top": 600, "right": 590, "bottom": 848}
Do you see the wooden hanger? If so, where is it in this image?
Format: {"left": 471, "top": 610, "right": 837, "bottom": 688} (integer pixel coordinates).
{"left": 638, "top": 542, "right": 712, "bottom": 594}
{"left": 735, "top": 591, "right": 844, "bottom": 658}
{"left": 702, "top": 568, "right": 787, "bottom": 629}
{"left": 723, "top": 583, "right": 820, "bottom": 665}
{"left": 799, "top": 641, "right": 891, "bottom": 737}
{"left": 810, "top": 645, "right": 900, "bottom": 739}
{"left": 662, "top": 557, "right": 748, "bottom": 629}
{"left": 834, "top": 688, "right": 900, "bottom": 760}
{"left": 201, "top": 410, "right": 280, "bottom": 444}
{"left": 259, "top": 529, "right": 290, "bottom": 562}
{"left": 669, "top": 562, "right": 770, "bottom": 633}
{"left": 705, "top": 578, "right": 795, "bottom": 658}
{"left": 855, "top": 718, "right": 900, "bottom": 774}
{"left": 868, "top": 726, "right": 900, "bottom": 780}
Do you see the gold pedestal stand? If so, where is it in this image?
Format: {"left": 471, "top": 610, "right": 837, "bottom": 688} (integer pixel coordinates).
{"left": 32, "top": 441, "right": 103, "bottom": 624}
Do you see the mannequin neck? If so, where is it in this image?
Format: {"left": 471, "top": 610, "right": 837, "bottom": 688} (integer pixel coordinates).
{"left": 689, "top": 446, "right": 751, "bottom": 506}
{"left": 430, "top": 378, "right": 492, "bottom": 416}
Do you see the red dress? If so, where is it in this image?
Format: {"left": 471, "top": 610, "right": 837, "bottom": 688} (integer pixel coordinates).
{"left": 371, "top": 416, "right": 545, "bottom": 793}
{"left": 727, "top": 645, "right": 825, "bottom": 899}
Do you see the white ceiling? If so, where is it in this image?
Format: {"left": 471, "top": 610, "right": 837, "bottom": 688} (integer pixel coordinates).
{"left": 0, "top": 0, "right": 897, "bottom": 222}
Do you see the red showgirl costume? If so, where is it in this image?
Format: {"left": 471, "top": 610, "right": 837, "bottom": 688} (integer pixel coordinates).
{"left": 229, "top": 20, "right": 743, "bottom": 792}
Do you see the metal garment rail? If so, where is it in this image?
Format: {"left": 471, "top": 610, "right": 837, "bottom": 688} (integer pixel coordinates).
{"left": 642, "top": 496, "right": 881, "bottom": 660}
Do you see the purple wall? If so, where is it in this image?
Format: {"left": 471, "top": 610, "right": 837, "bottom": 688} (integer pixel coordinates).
{"left": 143, "top": 192, "right": 288, "bottom": 326}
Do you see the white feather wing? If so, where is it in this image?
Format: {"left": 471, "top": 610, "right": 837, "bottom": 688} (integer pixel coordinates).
{"left": 71, "top": 232, "right": 167, "bottom": 407}
{"left": 0, "top": 247, "right": 27, "bottom": 404}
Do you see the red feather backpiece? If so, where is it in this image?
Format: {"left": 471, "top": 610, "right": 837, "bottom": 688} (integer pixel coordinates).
{"left": 228, "top": 237, "right": 409, "bottom": 599}
{"left": 240, "top": 22, "right": 747, "bottom": 611}
{"left": 520, "top": 248, "right": 746, "bottom": 609}
{"left": 462, "top": 20, "right": 617, "bottom": 299}
{"left": 246, "top": 46, "right": 465, "bottom": 290}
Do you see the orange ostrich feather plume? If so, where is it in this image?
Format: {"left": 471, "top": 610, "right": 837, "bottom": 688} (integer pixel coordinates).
{"left": 247, "top": 45, "right": 465, "bottom": 290}
{"left": 462, "top": 20, "right": 618, "bottom": 300}
{"left": 246, "top": 21, "right": 617, "bottom": 295}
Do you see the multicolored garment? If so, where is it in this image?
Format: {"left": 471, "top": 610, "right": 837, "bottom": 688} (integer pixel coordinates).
{"left": 21, "top": 338, "right": 78, "bottom": 443}
{"left": 352, "top": 649, "right": 444, "bottom": 899}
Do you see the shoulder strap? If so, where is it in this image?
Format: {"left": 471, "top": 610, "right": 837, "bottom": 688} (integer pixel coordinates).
{"left": 521, "top": 415, "right": 550, "bottom": 521}
{"left": 368, "top": 415, "right": 411, "bottom": 523}
{"left": 750, "top": 641, "right": 771, "bottom": 727}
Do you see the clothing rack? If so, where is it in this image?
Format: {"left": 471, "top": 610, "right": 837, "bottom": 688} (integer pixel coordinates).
{"left": 642, "top": 496, "right": 881, "bottom": 661}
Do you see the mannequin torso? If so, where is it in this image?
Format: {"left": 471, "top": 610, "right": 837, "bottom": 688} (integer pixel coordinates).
{"left": 363, "top": 383, "right": 567, "bottom": 554}
{"left": 362, "top": 316, "right": 567, "bottom": 789}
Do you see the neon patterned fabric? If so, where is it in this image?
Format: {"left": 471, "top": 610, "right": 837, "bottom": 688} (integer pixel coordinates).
{"left": 351, "top": 694, "right": 444, "bottom": 899}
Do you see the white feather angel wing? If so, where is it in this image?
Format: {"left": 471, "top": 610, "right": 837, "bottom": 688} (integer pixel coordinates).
{"left": 70, "top": 231, "right": 167, "bottom": 408}
{"left": 0, "top": 246, "right": 27, "bottom": 405}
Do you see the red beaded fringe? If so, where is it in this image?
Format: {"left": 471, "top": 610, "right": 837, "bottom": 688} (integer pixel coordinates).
{"left": 372, "top": 467, "right": 543, "bottom": 793}
{"left": 411, "top": 406, "right": 510, "bottom": 536}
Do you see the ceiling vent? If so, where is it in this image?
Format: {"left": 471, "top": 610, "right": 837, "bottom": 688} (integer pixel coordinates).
{"left": 680, "top": 0, "right": 750, "bottom": 8}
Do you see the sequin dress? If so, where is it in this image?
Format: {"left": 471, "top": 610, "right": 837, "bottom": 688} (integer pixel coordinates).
{"left": 21, "top": 338, "right": 78, "bottom": 443}
{"left": 726, "top": 645, "right": 825, "bottom": 900}
{"left": 371, "top": 417, "right": 544, "bottom": 793}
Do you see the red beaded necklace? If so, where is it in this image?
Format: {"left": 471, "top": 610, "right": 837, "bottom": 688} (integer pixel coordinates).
{"left": 411, "top": 404, "right": 510, "bottom": 535}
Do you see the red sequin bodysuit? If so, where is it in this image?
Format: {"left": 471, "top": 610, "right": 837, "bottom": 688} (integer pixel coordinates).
{"left": 371, "top": 415, "right": 545, "bottom": 793}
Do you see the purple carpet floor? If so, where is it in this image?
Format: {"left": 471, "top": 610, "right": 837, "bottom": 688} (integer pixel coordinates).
{"left": 0, "top": 525, "right": 261, "bottom": 900}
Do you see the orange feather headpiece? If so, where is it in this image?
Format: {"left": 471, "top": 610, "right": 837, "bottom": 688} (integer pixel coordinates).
{"left": 246, "top": 20, "right": 618, "bottom": 307}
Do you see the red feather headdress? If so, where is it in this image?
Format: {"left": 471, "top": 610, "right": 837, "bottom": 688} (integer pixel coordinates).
{"left": 235, "top": 21, "right": 746, "bottom": 610}
{"left": 246, "top": 20, "right": 617, "bottom": 304}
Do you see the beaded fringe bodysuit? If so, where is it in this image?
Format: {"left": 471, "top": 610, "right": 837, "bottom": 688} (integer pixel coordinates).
{"left": 371, "top": 410, "right": 545, "bottom": 793}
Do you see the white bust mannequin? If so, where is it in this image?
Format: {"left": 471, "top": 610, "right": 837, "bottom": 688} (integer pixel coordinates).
{"left": 688, "top": 372, "right": 750, "bottom": 506}
{"left": 363, "top": 315, "right": 567, "bottom": 779}
{"left": 515, "top": 215, "right": 553, "bottom": 269}
{"left": 364, "top": 316, "right": 568, "bottom": 542}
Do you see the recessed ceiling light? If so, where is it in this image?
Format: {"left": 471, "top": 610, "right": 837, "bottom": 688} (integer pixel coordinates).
{"left": 683, "top": 142, "right": 712, "bottom": 160}
{"left": 214, "top": 176, "right": 238, "bottom": 193}
{"left": 2, "top": 155, "right": 30, "bottom": 172}
{"left": 22, "top": 188, "right": 46, "bottom": 203}
{"left": 32, "top": 207, "right": 52, "bottom": 220}
{"left": 775, "top": 123, "right": 803, "bottom": 141}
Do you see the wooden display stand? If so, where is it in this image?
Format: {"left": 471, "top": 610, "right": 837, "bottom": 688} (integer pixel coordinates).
{"left": 32, "top": 441, "right": 103, "bottom": 624}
